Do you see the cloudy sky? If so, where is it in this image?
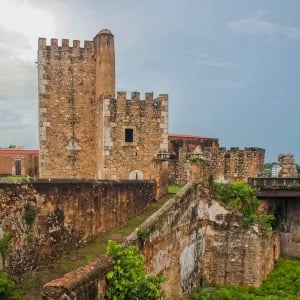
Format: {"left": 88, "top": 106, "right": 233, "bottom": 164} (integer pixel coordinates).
{"left": 0, "top": 0, "right": 299, "bottom": 163}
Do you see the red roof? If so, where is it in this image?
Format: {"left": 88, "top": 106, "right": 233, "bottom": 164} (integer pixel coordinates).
{"left": 0, "top": 150, "right": 39, "bottom": 155}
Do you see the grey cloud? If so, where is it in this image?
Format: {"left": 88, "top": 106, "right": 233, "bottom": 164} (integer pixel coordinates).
{"left": 228, "top": 12, "right": 300, "bottom": 39}
{"left": 196, "top": 54, "right": 235, "bottom": 68}
{"left": 204, "top": 79, "right": 243, "bottom": 89}
{"left": 0, "top": 59, "right": 36, "bottom": 99}
{"left": 0, "top": 26, "right": 30, "bottom": 48}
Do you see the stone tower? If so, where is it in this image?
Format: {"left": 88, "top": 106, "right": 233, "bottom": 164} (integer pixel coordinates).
{"left": 38, "top": 29, "right": 168, "bottom": 186}
{"left": 94, "top": 29, "right": 115, "bottom": 99}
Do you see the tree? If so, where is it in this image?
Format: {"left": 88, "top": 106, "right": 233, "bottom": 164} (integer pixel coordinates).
{"left": 105, "top": 240, "right": 164, "bottom": 300}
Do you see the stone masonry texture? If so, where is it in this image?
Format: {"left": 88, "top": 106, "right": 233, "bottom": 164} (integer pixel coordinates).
{"left": 38, "top": 29, "right": 168, "bottom": 186}
{"left": 0, "top": 180, "right": 154, "bottom": 278}
{"left": 42, "top": 161, "right": 279, "bottom": 299}
{"left": 168, "top": 134, "right": 265, "bottom": 184}
{"left": 278, "top": 153, "right": 298, "bottom": 177}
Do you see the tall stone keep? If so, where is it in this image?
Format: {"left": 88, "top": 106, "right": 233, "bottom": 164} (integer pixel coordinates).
{"left": 38, "top": 29, "right": 168, "bottom": 187}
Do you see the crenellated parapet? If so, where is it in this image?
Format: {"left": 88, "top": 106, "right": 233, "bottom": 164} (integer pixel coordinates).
{"left": 212, "top": 147, "right": 265, "bottom": 182}
{"left": 38, "top": 29, "right": 168, "bottom": 189}
{"left": 38, "top": 38, "right": 95, "bottom": 59}
{"left": 114, "top": 91, "right": 168, "bottom": 106}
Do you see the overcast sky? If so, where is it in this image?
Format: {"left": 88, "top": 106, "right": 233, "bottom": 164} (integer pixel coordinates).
{"left": 0, "top": 0, "right": 299, "bottom": 163}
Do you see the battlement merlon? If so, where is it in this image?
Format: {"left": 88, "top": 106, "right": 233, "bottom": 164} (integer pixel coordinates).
{"left": 115, "top": 91, "right": 168, "bottom": 103}
{"left": 218, "top": 147, "right": 265, "bottom": 153}
{"left": 38, "top": 37, "right": 95, "bottom": 51}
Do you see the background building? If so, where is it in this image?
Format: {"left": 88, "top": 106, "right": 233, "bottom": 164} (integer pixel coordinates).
{"left": 0, "top": 147, "right": 39, "bottom": 177}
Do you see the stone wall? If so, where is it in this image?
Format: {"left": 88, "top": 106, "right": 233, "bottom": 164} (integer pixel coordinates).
{"left": 42, "top": 256, "right": 112, "bottom": 300}
{"left": 125, "top": 161, "right": 278, "bottom": 297}
{"left": 38, "top": 37, "right": 97, "bottom": 179}
{"left": 213, "top": 147, "right": 265, "bottom": 182}
{"left": 258, "top": 198, "right": 300, "bottom": 259}
{"left": 97, "top": 92, "right": 168, "bottom": 182}
{"left": 280, "top": 199, "right": 300, "bottom": 258}
{"left": 42, "top": 162, "right": 279, "bottom": 299}
{"left": 168, "top": 135, "right": 265, "bottom": 184}
{"left": 168, "top": 134, "right": 219, "bottom": 184}
{"left": 278, "top": 153, "right": 298, "bottom": 177}
{"left": 0, "top": 180, "right": 155, "bottom": 277}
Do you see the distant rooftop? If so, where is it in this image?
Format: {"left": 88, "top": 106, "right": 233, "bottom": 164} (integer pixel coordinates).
{"left": 169, "top": 133, "right": 218, "bottom": 140}
{"left": 0, "top": 149, "right": 39, "bottom": 155}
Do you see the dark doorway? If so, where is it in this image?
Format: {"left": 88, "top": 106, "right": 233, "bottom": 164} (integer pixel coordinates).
{"left": 15, "top": 160, "right": 22, "bottom": 176}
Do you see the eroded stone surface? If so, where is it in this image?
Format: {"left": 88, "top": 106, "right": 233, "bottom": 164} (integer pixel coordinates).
{"left": 0, "top": 180, "right": 154, "bottom": 277}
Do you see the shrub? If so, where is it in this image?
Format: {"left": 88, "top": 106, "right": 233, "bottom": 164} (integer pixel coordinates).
{"left": 188, "top": 258, "right": 300, "bottom": 299}
{"left": 105, "top": 240, "right": 165, "bottom": 300}
{"left": 168, "top": 184, "right": 183, "bottom": 194}
{"left": 0, "top": 270, "right": 20, "bottom": 300}
{"left": 137, "top": 227, "right": 150, "bottom": 245}
{"left": 213, "top": 181, "right": 274, "bottom": 226}
{"left": 0, "top": 232, "right": 10, "bottom": 270}
{"left": 23, "top": 203, "right": 37, "bottom": 226}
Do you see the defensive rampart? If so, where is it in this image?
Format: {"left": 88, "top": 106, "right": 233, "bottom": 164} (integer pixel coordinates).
{"left": 42, "top": 161, "right": 279, "bottom": 299}
{"left": 0, "top": 180, "right": 155, "bottom": 277}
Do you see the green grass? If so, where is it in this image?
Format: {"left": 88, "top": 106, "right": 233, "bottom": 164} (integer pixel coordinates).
{"left": 186, "top": 258, "right": 300, "bottom": 300}
{"left": 0, "top": 175, "right": 33, "bottom": 182}
{"left": 16, "top": 194, "right": 173, "bottom": 300}
{"left": 168, "top": 184, "right": 183, "bottom": 194}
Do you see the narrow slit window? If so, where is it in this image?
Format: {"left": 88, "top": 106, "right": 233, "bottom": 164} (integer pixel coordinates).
{"left": 125, "top": 128, "right": 133, "bottom": 142}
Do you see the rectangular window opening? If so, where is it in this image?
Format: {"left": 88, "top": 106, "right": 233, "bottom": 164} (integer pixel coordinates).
{"left": 125, "top": 128, "right": 134, "bottom": 142}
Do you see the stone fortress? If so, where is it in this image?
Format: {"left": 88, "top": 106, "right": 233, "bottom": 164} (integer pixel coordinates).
{"left": 38, "top": 29, "right": 168, "bottom": 186}
{"left": 0, "top": 28, "right": 294, "bottom": 299}
{"left": 38, "top": 28, "right": 264, "bottom": 186}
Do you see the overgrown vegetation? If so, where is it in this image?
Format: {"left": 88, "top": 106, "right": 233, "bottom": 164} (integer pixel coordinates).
{"left": 0, "top": 232, "right": 10, "bottom": 271}
{"left": 213, "top": 181, "right": 274, "bottom": 226}
{"left": 137, "top": 226, "right": 150, "bottom": 245}
{"left": 16, "top": 194, "right": 172, "bottom": 300}
{"left": 188, "top": 258, "right": 300, "bottom": 299}
{"left": 0, "top": 175, "right": 32, "bottom": 182}
{"left": 0, "top": 233, "right": 19, "bottom": 299}
{"left": 23, "top": 203, "right": 37, "bottom": 226}
{"left": 0, "top": 271, "right": 20, "bottom": 300}
{"left": 168, "top": 184, "right": 183, "bottom": 194}
{"left": 105, "top": 240, "right": 165, "bottom": 300}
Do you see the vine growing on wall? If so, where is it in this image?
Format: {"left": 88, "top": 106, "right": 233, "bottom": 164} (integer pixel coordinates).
{"left": 23, "top": 203, "right": 37, "bottom": 226}
{"left": 213, "top": 181, "right": 275, "bottom": 226}
{"left": 105, "top": 240, "right": 165, "bottom": 300}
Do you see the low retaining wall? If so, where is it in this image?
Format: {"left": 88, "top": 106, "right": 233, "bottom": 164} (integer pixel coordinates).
{"left": 42, "top": 256, "right": 112, "bottom": 300}
{"left": 0, "top": 180, "right": 155, "bottom": 277}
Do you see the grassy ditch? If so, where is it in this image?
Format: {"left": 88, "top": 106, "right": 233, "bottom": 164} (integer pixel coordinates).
{"left": 16, "top": 194, "right": 173, "bottom": 300}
